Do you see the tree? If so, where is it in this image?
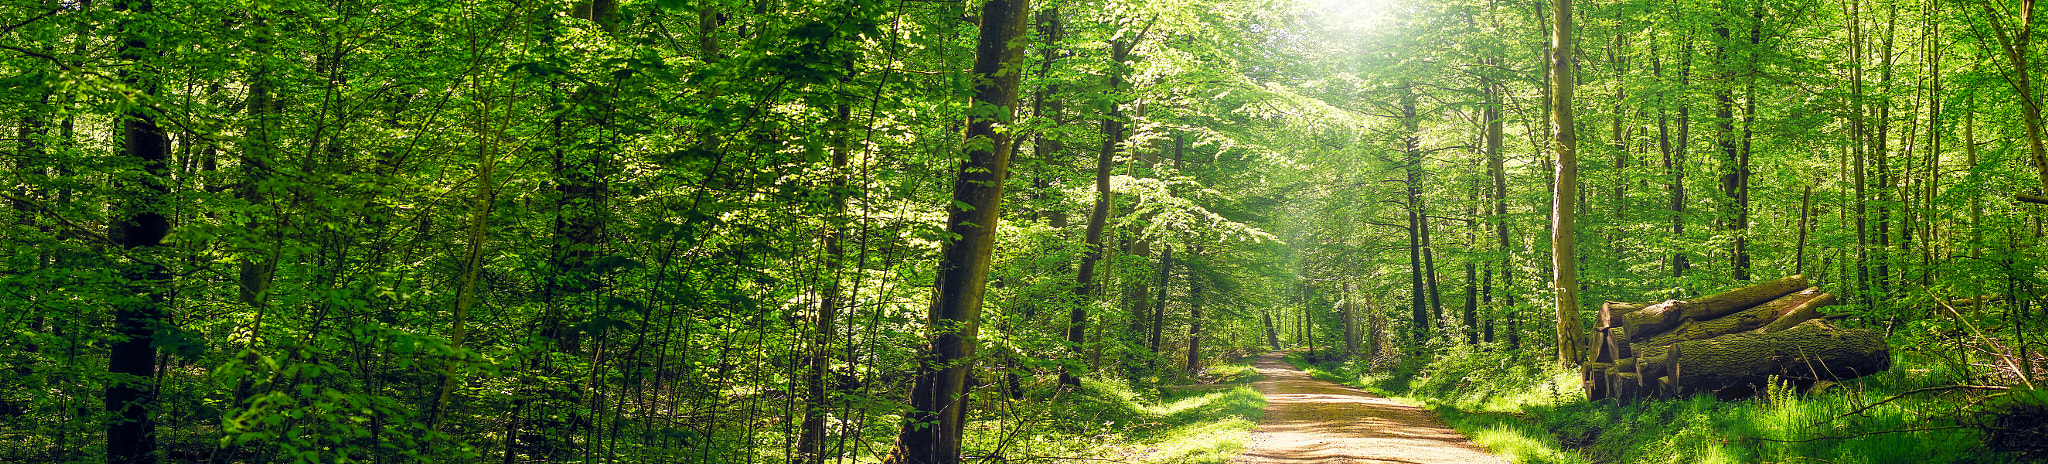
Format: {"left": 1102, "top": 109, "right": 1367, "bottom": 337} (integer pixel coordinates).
{"left": 1550, "top": 0, "right": 1588, "bottom": 365}
{"left": 106, "top": 0, "right": 170, "bottom": 462}
{"left": 885, "top": 0, "right": 1031, "bottom": 459}
{"left": 1064, "top": 22, "right": 1144, "bottom": 388}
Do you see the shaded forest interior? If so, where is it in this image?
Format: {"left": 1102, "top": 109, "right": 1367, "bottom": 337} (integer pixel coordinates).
{"left": 3, "top": 0, "right": 2048, "bottom": 462}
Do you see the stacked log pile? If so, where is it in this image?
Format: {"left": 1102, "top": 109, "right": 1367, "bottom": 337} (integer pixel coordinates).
{"left": 1584, "top": 275, "right": 1891, "bottom": 401}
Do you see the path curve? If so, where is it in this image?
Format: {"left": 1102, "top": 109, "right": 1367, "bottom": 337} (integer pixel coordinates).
{"left": 1230, "top": 352, "right": 1507, "bottom": 464}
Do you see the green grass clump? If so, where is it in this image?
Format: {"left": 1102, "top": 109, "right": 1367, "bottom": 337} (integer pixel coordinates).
{"left": 949, "top": 362, "right": 1266, "bottom": 463}
{"left": 1294, "top": 345, "right": 2035, "bottom": 464}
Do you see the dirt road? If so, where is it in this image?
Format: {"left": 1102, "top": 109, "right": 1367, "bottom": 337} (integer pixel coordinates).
{"left": 1230, "top": 352, "right": 1508, "bottom": 464}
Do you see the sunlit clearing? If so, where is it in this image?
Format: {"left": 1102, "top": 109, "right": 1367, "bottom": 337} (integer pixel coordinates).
{"left": 1308, "top": 0, "right": 1396, "bottom": 31}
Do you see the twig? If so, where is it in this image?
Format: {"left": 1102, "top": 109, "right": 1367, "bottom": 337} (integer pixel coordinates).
{"left": 0, "top": 9, "right": 59, "bottom": 36}
{"left": 1820, "top": 385, "right": 2010, "bottom": 425}
{"left": 1927, "top": 285, "right": 2037, "bottom": 389}
{"left": 1748, "top": 425, "right": 1971, "bottom": 443}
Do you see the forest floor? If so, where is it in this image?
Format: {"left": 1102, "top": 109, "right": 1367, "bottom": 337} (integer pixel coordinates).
{"left": 1230, "top": 352, "right": 1507, "bottom": 464}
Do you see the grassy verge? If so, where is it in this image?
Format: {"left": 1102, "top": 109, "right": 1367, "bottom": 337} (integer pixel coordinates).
{"left": 953, "top": 359, "right": 1267, "bottom": 463}
{"left": 1289, "top": 345, "right": 2038, "bottom": 464}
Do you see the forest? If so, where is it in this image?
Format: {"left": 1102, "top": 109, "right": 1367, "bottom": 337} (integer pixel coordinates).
{"left": 3, "top": 0, "right": 2048, "bottom": 462}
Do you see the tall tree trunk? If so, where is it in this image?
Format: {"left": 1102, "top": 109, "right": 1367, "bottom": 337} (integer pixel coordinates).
{"left": 1550, "top": 0, "right": 1588, "bottom": 365}
{"left": 1732, "top": 8, "right": 1762, "bottom": 282}
{"left": 1923, "top": 0, "right": 1943, "bottom": 286}
{"left": 1874, "top": 10, "right": 1895, "bottom": 296}
{"left": 1848, "top": 0, "right": 1871, "bottom": 305}
{"left": 1485, "top": 64, "right": 1516, "bottom": 349}
{"left": 798, "top": 94, "right": 855, "bottom": 464}
{"left": 1713, "top": 15, "right": 1747, "bottom": 281}
{"left": 1185, "top": 248, "right": 1206, "bottom": 376}
{"left": 1402, "top": 84, "right": 1430, "bottom": 344}
{"left": 1342, "top": 281, "right": 1358, "bottom": 356}
{"left": 886, "top": 0, "right": 1030, "bottom": 459}
{"left": 1796, "top": 184, "right": 1815, "bottom": 275}
{"left": 1263, "top": 310, "right": 1282, "bottom": 350}
{"left": 1065, "top": 35, "right": 1133, "bottom": 387}
{"left": 1611, "top": 28, "right": 1630, "bottom": 233}
{"left": 107, "top": 1, "right": 168, "bottom": 462}
{"left": 1030, "top": 8, "right": 1067, "bottom": 229}
{"left": 1464, "top": 261, "right": 1479, "bottom": 345}
{"left": 1671, "top": 39, "right": 1694, "bottom": 278}
{"left": 1148, "top": 245, "right": 1172, "bottom": 356}
{"left": 1422, "top": 209, "right": 1444, "bottom": 324}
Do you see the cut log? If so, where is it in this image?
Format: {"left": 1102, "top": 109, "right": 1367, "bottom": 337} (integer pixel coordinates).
{"left": 1609, "top": 372, "right": 1643, "bottom": 401}
{"left": 1592, "top": 328, "right": 1616, "bottom": 363}
{"left": 1622, "top": 275, "right": 1807, "bottom": 341}
{"left": 1621, "top": 300, "right": 1684, "bottom": 342}
{"left": 1756, "top": 291, "right": 1835, "bottom": 333}
{"left": 1634, "top": 350, "right": 1668, "bottom": 382}
{"left": 1583, "top": 361, "right": 1613, "bottom": 400}
{"left": 1600, "top": 301, "right": 1648, "bottom": 328}
{"left": 1640, "top": 288, "right": 1825, "bottom": 347}
{"left": 1665, "top": 318, "right": 1889, "bottom": 394}
{"left": 1607, "top": 326, "right": 1634, "bottom": 359}
{"left": 1678, "top": 275, "right": 1809, "bottom": 321}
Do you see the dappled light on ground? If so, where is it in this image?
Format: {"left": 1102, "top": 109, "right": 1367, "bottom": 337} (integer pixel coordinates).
{"left": 1233, "top": 353, "right": 1506, "bottom": 464}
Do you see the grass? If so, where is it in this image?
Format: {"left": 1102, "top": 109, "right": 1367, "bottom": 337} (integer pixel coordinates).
{"left": 1289, "top": 345, "right": 2038, "bottom": 464}
{"left": 946, "top": 358, "right": 1267, "bottom": 463}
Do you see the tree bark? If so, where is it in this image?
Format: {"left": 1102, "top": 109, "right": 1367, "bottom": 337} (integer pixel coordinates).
{"left": 1621, "top": 275, "right": 1808, "bottom": 339}
{"left": 885, "top": 0, "right": 1030, "bottom": 459}
{"left": 1551, "top": 0, "right": 1587, "bottom": 365}
{"left": 1065, "top": 33, "right": 1134, "bottom": 388}
{"left": 107, "top": 2, "right": 169, "bottom": 462}
{"left": 1402, "top": 84, "right": 1430, "bottom": 344}
{"left": 1149, "top": 245, "right": 1172, "bottom": 356}
{"left": 1342, "top": 281, "right": 1358, "bottom": 356}
{"left": 1637, "top": 288, "right": 1825, "bottom": 347}
{"left": 1464, "top": 261, "right": 1479, "bottom": 345}
{"left": 1484, "top": 61, "right": 1515, "bottom": 348}
{"left": 1263, "top": 310, "right": 1282, "bottom": 350}
{"left": 1186, "top": 248, "right": 1207, "bottom": 376}
{"left": 1666, "top": 319, "right": 1890, "bottom": 395}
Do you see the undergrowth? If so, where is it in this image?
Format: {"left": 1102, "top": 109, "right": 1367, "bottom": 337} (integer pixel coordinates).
{"left": 945, "top": 360, "right": 1267, "bottom": 463}
{"left": 1291, "top": 345, "right": 2037, "bottom": 464}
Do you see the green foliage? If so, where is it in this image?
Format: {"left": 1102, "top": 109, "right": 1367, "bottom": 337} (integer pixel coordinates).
{"left": 5, "top": 0, "right": 2048, "bottom": 459}
{"left": 1299, "top": 345, "right": 2039, "bottom": 463}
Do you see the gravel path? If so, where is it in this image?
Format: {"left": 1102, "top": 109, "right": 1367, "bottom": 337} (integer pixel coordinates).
{"left": 1230, "top": 352, "right": 1508, "bottom": 464}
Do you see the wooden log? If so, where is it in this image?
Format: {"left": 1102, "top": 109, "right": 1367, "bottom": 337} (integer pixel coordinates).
{"left": 1677, "top": 275, "right": 1809, "bottom": 321}
{"left": 1756, "top": 291, "right": 1835, "bottom": 333}
{"left": 1621, "top": 300, "right": 1684, "bottom": 342}
{"left": 1583, "top": 361, "right": 1614, "bottom": 400}
{"left": 1623, "top": 275, "right": 1808, "bottom": 341}
{"left": 1640, "top": 288, "right": 1826, "bottom": 347}
{"left": 1665, "top": 319, "right": 1889, "bottom": 394}
{"left": 1634, "top": 349, "right": 1667, "bottom": 382}
{"left": 1600, "top": 301, "right": 1648, "bottom": 328}
{"left": 1609, "top": 372, "right": 1642, "bottom": 401}
{"left": 1592, "top": 328, "right": 1615, "bottom": 363}
{"left": 1665, "top": 344, "right": 1683, "bottom": 395}
{"left": 1607, "top": 326, "right": 1634, "bottom": 359}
